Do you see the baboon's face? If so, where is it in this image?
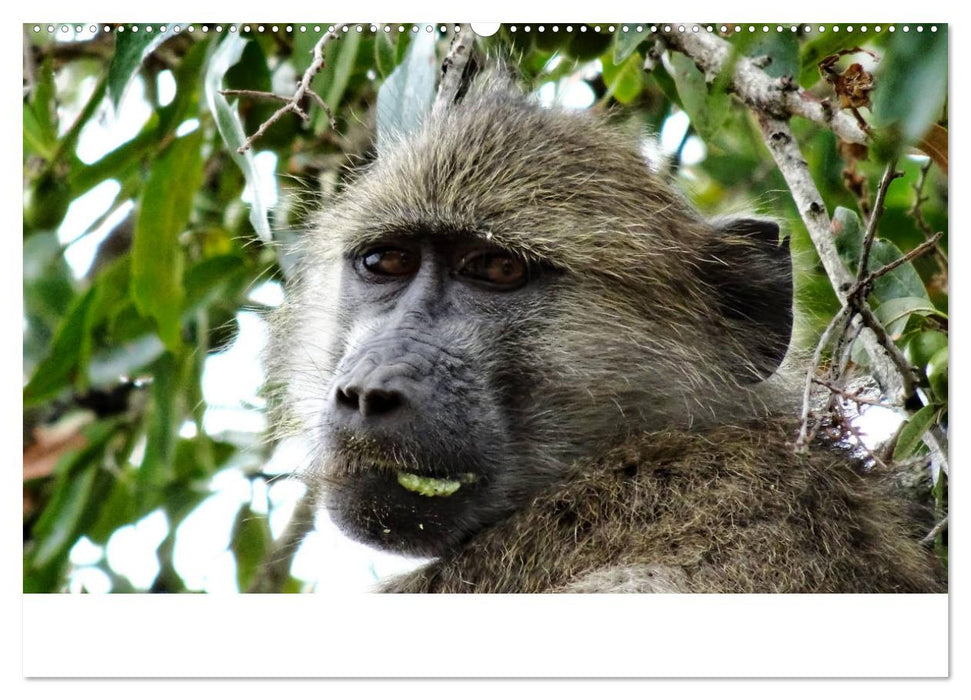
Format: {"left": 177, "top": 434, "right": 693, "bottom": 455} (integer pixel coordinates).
{"left": 281, "top": 88, "right": 794, "bottom": 557}
{"left": 319, "top": 235, "right": 559, "bottom": 556}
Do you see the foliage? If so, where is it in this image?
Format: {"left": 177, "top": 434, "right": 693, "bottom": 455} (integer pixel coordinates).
{"left": 22, "top": 23, "right": 948, "bottom": 592}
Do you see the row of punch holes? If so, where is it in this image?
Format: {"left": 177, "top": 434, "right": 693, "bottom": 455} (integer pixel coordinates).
{"left": 32, "top": 24, "right": 939, "bottom": 36}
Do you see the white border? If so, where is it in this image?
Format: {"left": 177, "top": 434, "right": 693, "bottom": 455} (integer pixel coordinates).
{"left": 23, "top": 594, "right": 948, "bottom": 677}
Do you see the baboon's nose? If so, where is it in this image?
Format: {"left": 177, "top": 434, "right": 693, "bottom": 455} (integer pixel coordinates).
{"left": 334, "top": 383, "right": 406, "bottom": 418}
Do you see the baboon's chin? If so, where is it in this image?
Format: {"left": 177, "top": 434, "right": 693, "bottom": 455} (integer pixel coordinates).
{"left": 322, "top": 456, "right": 489, "bottom": 557}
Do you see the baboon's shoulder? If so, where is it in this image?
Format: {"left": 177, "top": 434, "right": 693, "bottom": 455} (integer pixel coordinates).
{"left": 384, "top": 421, "right": 943, "bottom": 594}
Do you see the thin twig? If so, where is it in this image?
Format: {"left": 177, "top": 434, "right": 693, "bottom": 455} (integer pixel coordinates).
{"left": 432, "top": 25, "right": 475, "bottom": 116}
{"left": 859, "top": 232, "right": 943, "bottom": 289}
{"left": 920, "top": 515, "right": 948, "bottom": 546}
{"left": 796, "top": 305, "right": 851, "bottom": 451}
{"left": 811, "top": 377, "right": 888, "bottom": 408}
{"left": 909, "top": 159, "right": 949, "bottom": 270}
{"left": 221, "top": 89, "right": 294, "bottom": 103}
{"left": 856, "top": 162, "right": 901, "bottom": 285}
{"left": 226, "top": 25, "right": 343, "bottom": 153}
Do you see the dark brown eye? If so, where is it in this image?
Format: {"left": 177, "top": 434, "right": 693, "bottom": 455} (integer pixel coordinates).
{"left": 361, "top": 248, "right": 419, "bottom": 277}
{"left": 457, "top": 251, "right": 529, "bottom": 290}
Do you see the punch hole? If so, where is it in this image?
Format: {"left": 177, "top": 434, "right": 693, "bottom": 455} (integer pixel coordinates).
{"left": 471, "top": 23, "right": 500, "bottom": 36}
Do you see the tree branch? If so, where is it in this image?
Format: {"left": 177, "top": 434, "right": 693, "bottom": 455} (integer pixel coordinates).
{"left": 755, "top": 113, "right": 917, "bottom": 404}
{"left": 224, "top": 26, "right": 342, "bottom": 153}
{"left": 661, "top": 26, "right": 868, "bottom": 145}
{"left": 432, "top": 25, "right": 475, "bottom": 116}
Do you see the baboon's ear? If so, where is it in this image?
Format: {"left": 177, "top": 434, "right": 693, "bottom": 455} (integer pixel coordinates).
{"left": 700, "top": 218, "right": 793, "bottom": 382}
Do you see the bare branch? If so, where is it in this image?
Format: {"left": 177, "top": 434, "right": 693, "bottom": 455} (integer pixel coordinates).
{"left": 856, "top": 162, "right": 901, "bottom": 285}
{"left": 811, "top": 378, "right": 889, "bottom": 408}
{"left": 795, "top": 305, "right": 851, "bottom": 452}
{"left": 661, "top": 26, "right": 868, "bottom": 145}
{"left": 909, "top": 159, "right": 949, "bottom": 271}
{"left": 433, "top": 25, "right": 475, "bottom": 116}
{"left": 228, "top": 26, "right": 343, "bottom": 153}
{"left": 860, "top": 231, "right": 943, "bottom": 288}
{"left": 920, "top": 515, "right": 948, "bottom": 547}
{"left": 755, "top": 113, "right": 916, "bottom": 404}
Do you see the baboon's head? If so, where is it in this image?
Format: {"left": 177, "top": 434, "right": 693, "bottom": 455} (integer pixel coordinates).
{"left": 268, "top": 80, "right": 793, "bottom": 556}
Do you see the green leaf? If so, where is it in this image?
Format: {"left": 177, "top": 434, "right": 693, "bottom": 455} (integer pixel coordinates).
{"left": 156, "top": 37, "right": 210, "bottom": 136}
{"left": 872, "top": 28, "right": 947, "bottom": 148}
{"left": 374, "top": 29, "right": 398, "bottom": 78}
{"left": 566, "top": 27, "right": 612, "bottom": 61}
{"left": 926, "top": 346, "right": 947, "bottom": 402}
{"left": 602, "top": 51, "right": 645, "bottom": 105}
{"left": 183, "top": 253, "right": 249, "bottom": 312}
{"left": 668, "top": 52, "right": 731, "bottom": 144}
{"left": 738, "top": 31, "right": 799, "bottom": 79}
{"left": 131, "top": 130, "right": 204, "bottom": 352}
{"left": 87, "top": 472, "right": 137, "bottom": 544}
{"left": 27, "top": 420, "right": 119, "bottom": 570}
{"left": 613, "top": 27, "right": 650, "bottom": 64}
{"left": 108, "top": 26, "right": 171, "bottom": 107}
{"left": 832, "top": 206, "right": 863, "bottom": 267}
{"left": 23, "top": 60, "right": 59, "bottom": 160}
{"left": 204, "top": 33, "right": 273, "bottom": 243}
{"left": 868, "top": 238, "right": 930, "bottom": 303}
{"left": 376, "top": 25, "right": 438, "bottom": 155}
{"left": 874, "top": 296, "right": 943, "bottom": 337}
{"left": 23, "top": 287, "right": 96, "bottom": 405}
{"left": 893, "top": 404, "right": 938, "bottom": 461}
{"left": 231, "top": 505, "right": 272, "bottom": 591}
{"left": 647, "top": 61, "right": 682, "bottom": 109}
{"left": 137, "top": 352, "right": 182, "bottom": 505}
{"left": 320, "top": 31, "right": 362, "bottom": 128}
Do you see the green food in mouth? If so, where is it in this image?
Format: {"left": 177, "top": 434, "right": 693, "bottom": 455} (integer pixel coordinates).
{"left": 397, "top": 472, "right": 476, "bottom": 497}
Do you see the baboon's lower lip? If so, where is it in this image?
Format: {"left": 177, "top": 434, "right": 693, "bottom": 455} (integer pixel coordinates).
{"left": 396, "top": 471, "right": 478, "bottom": 497}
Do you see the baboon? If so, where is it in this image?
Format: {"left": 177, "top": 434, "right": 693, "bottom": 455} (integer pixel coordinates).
{"left": 266, "top": 73, "right": 944, "bottom": 593}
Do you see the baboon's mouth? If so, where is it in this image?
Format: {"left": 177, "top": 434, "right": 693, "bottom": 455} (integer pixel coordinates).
{"left": 396, "top": 471, "right": 478, "bottom": 497}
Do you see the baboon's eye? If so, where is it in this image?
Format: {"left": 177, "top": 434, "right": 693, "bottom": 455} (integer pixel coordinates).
{"left": 456, "top": 250, "right": 529, "bottom": 290}
{"left": 360, "top": 247, "right": 419, "bottom": 278}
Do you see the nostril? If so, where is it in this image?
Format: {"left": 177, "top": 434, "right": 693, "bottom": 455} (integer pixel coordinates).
{"left": 361, "top": 389, "right": 404, "bottom": 417}
{"left": 335, "top": 386, "right": 360, "bottom": 412}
